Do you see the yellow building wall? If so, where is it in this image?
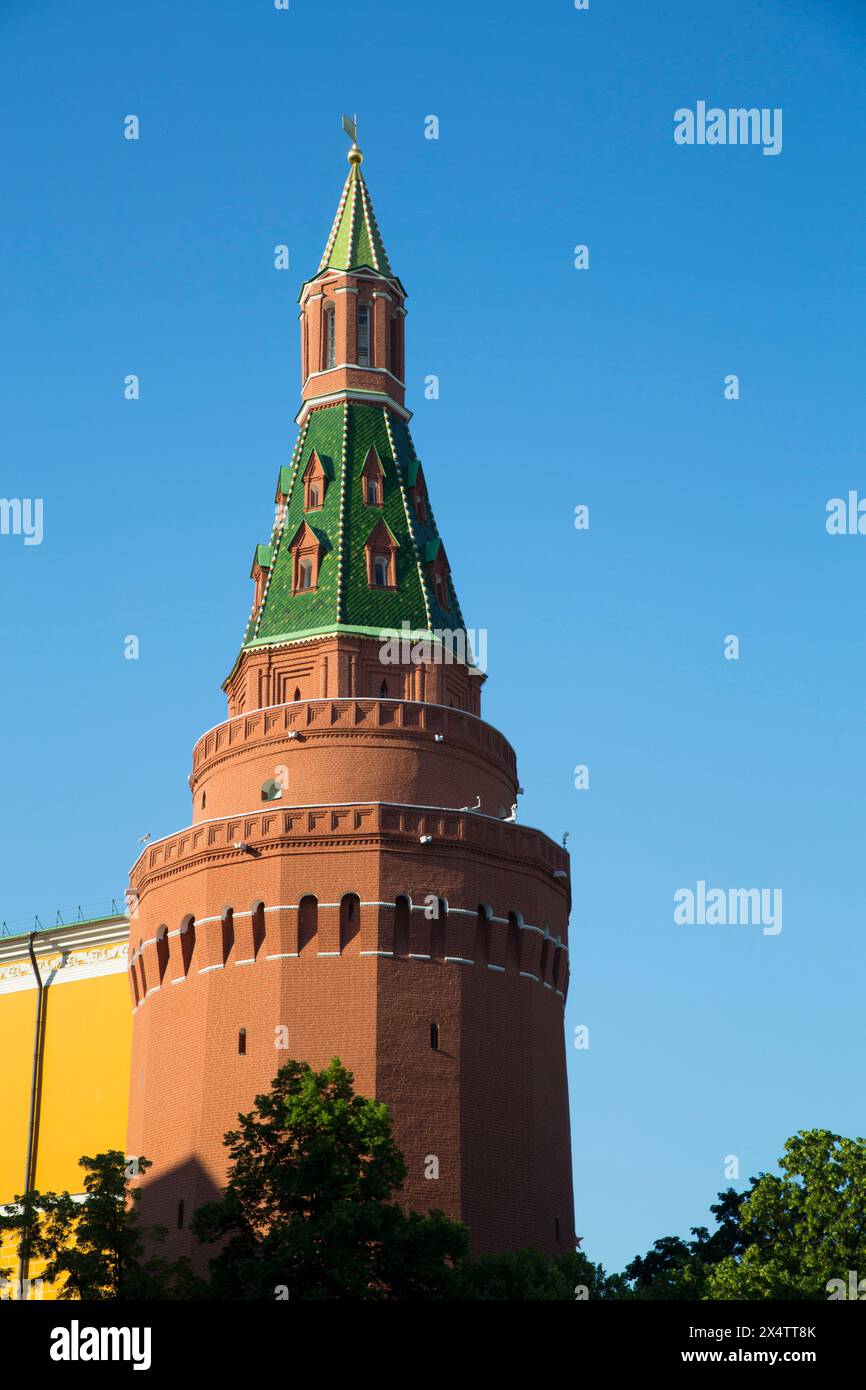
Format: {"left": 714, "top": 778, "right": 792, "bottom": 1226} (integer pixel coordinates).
{"left": 0, "top": 986, "right": 37, "bottom": 1208}
{"left": 0, "top": 955, "right": 132, "bottom": 1299}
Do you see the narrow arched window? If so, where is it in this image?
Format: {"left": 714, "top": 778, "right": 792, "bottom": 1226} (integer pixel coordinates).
{"left": 180, "top": 916, "right": 196, "bottom": 976}
{"left": 309, "top": 482, "right": 320, "bottom": 508}
{"left": 357, "top": 303, "right": 371, "bottom": 367}
{"left": 324, "top": 305, "right": 336, "bottom": 369}
{"left": 506, "top": 913, "right": 521, "bottom": 973}
{"left": 430, "top": 1022, "right": 440, "bottom": 1051}
{"left": 340, "top": 894, "right": 361, "bottom": 952}
{"left": 201, "top": 791, "right": 206, "bottom": 810}
{"left": 221, "top": 907, "right": 235, "bottom": 967}
{"left": 155, "top": 926, "right": 170, "bottom": 984}
{"left": 539, "top": 937, "right": 551, "bottom": 983}
{"left": 137, "top": 939, "right": 147, "bottom": 996}
{"left": 394, "top": 896, "right": 410, "bottom": 957}
{"left": 431, "top": 899, "right": 447, "bottom": 962}
{"left": 366, "top": 478, "right": 380, "bottom": 506}
{"left": 379, "top": 680, "right": 388, "bottom": 698}
{"left": 251, "top": 901, "right": 266, "bottom": 957}
{"left": 299, "top": 895, "right": 318, "bottom": 953}
{"left": 390, "top": 316, "right": 399, "bottom": 375}
{"left": 474, "top": 906, "right": 491, "bottom": 967}
{"left": 373, "top": 554, "right": 389, "bottom": 587}
{"left": 293, "top": 686, "right": 301, "bottom": 701}
{"left": 238, "top": 1027, "right": 247, "bottom": 1056}
{"left": 299, "top": 557, "right": 314, "bottom": 591}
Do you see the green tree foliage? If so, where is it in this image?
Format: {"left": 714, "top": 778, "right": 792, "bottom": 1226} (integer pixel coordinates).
{"left": 706, "top": 1130, "right": 866, "bottom": 1300}
{"left": 0, "top": 1151, "right": 203, "bottom": 1300}
{"left": 449, "top": 1246, "right": 621, "bottom": 1300}
{"left": 191, "top": 1058, "right": 468, "bottom": 1299}
{"left": 624, "top": 1234, "right": 697, "bottom": 1299}
{"left": 624, "top": 1187, "right": 752, "bottom": 1299}
{"left": 10, "top": 1089, "right": 856, "bottom": 1302}
{"left": 623, "top": 1130, "right": 866, "bottom": 1300}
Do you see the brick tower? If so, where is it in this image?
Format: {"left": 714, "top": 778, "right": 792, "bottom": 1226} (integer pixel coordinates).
{"left": 126, "top": 134, "right": 574, "bottom": 1260}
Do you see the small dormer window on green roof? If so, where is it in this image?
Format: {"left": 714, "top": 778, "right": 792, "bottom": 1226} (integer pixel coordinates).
{"left": 373, "top": 554, "right": 389, "bottom": 587}
{"left": 303, "top": 449, "right": 329, "bottom": 511}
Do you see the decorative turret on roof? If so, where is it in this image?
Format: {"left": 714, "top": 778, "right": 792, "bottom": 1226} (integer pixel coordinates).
{"left": 223, "top": 130, "right": 482, "bottom": 714}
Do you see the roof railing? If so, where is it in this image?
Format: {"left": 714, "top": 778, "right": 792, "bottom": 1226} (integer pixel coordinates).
{"left": 0, "top": 899, "right": 127, "bottom": 939}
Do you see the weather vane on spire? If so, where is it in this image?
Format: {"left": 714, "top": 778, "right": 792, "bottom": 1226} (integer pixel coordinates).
{"left": 342, "top": 112, "right": 363, "bottom": 165}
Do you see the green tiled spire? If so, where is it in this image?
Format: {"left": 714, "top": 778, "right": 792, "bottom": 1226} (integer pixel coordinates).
{"left": 318, "top": 163, "right": 393, "bottom": 277}
{"left": 224, "top": 144, "right": 477, "bottom": 686}
{"left": 236, "top": 402, "right": 469, "bottom": 657}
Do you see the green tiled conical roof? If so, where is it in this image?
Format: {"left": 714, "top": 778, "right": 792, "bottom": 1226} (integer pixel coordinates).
{"left": 235, "top": 401, "right": 470, "bottom": 659}
{"left": 225, "top": 152, "right": 476, "bottom": 686}
{"left": 318, "top": 163, "right": 393, "bottom": 276}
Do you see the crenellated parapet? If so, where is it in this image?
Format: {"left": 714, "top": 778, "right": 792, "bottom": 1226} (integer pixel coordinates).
{"left": 189, "top": 698, "right": 517, "bottom": 823}
{"left": 130, "top": 799, "right": 568, "bottom": 904}
{"left": 127, "top": 892, "right": 570, "bottom": 1015}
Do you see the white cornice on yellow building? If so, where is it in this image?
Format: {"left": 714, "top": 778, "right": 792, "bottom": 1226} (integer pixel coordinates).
{"left": 0, "top": 916, "right": 129, "bottom": 996}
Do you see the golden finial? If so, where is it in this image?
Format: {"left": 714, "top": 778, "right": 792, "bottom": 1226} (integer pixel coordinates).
{"left": 342, "top": 112, "right": 363, "bottom": 165}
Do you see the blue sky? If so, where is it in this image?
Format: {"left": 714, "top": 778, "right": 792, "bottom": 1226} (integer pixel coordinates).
{"left": 1, "top": 0, "right": 864, "bottom": 1272}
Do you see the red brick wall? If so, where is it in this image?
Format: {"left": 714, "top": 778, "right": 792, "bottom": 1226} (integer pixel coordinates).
{"left": 127, "top": 707, "right": 574, "bottom": 1265}
{"left": 189, "top": 698, "right": 515, "bottom": 824}
{"left": 224, "top": 638, "right": 483, "bottom": 718}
